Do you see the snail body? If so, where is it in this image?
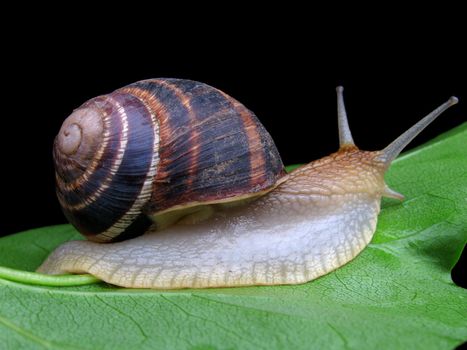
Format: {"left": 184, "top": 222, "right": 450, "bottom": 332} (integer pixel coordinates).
{"left": 38, "top": 81, "right": 458, "bottom": 289}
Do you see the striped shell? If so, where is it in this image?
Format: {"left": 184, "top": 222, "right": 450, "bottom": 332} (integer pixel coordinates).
{"left": 54, "top": 78, "right": 285, "bottom": 242}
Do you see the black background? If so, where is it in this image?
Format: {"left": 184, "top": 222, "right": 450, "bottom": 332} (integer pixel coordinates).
{"left": 1, "top": 12, "right": 465, "bottom": 287}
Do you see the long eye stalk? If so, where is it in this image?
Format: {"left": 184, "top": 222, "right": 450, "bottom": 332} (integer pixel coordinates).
{"left": 379, "top": 96, "right": 458, "bottom": 166}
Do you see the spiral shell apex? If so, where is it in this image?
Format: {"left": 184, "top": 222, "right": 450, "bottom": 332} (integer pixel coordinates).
{"left": 54, "top": 78, "right": 285, "bottom": 242}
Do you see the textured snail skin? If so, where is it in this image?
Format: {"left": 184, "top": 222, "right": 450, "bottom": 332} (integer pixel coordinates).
{"left": 38, "top": 87, "right": 458, "bottom": 289}
{"left": 38, "top": 149, "right": 385, "bottom": 288}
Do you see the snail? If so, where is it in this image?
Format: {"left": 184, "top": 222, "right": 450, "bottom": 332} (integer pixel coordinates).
{"left": 35, "top": 78, "right": 458, "bottom": 289}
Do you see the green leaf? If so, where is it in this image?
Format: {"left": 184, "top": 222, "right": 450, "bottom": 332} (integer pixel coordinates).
{"left": 1, "top": 124, "right": 466, "bottom": 350}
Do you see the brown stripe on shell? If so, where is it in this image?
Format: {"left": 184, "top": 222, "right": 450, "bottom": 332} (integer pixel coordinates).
{"left": 150, "top": 79, "right": 253, "bottom": 212}
{"left": 220, "top": 92, "right": 267, "bottom": 189}
{"left": 154, "top": 79, "right": 200, "bottom": 189}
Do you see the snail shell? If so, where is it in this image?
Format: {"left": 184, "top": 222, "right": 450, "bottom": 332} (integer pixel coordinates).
{"left": 54, "top": 79, "right": 285, "bottom": 242}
